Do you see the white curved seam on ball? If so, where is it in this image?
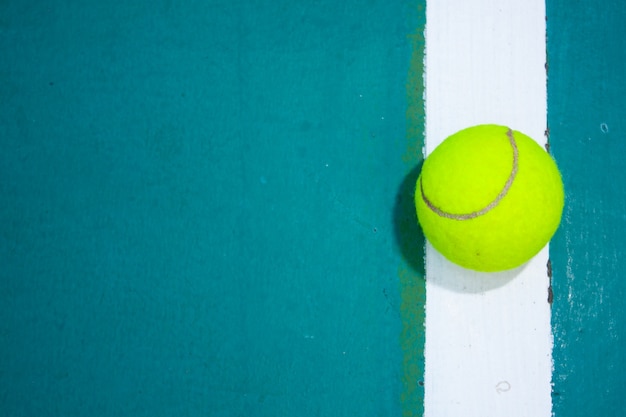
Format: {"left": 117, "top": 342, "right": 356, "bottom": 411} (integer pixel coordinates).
{"left": 421, "top": 128, "right": 519, "bottom": 221}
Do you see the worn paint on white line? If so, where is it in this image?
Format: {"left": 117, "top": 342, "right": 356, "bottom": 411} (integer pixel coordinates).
{"left": 423, "top": 1, "right": 551, "bottom": 416}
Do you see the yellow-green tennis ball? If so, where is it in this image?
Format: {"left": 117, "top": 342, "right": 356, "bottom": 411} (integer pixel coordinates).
{"left": 415, "top": 124, "right": 564, "bottom": 272}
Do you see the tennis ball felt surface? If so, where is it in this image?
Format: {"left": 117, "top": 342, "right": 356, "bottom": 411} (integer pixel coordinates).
{"left": 415, "top": 124, "right": 564, "bottom": 272}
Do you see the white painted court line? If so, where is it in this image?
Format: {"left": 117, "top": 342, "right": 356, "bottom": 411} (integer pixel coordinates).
{"left": 423, "top": 1, "right": 551, "bottom": 417}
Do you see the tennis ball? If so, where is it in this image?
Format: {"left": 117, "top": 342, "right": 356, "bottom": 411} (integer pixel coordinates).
{"left": 414, "top": 124, "right": 564, "bottom": 272}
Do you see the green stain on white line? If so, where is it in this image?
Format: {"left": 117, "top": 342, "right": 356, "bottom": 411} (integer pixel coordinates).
{"left": 398, "top": 2, "right": 426, "bottom": 416}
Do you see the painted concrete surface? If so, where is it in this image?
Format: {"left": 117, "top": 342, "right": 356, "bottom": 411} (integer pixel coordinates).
{"left": 0, "top": 1, "right": 425, "bottom": 416}
{"left": 548, "top": 1, "right": 626, "bottom": 415}
{"left": 423, "top": 2, "right": 551, "bottom": 416}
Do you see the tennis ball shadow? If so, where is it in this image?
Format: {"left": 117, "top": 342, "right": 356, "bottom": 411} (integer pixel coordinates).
{"left": 393, "top": 162, "right": 426, "bottom": 277}
{"left": 393, "top": 162, "right": 520, "bottom": 293}
{"left": 427, "top": 252, "right": 523, "bottom": 293}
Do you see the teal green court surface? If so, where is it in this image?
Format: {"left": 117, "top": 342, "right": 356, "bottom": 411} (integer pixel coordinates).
{"left": 0, "top": 2, "right": 425, "bottom": 416}
{"left": 548, "top": 1, "right": 626, "bottom": 415}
